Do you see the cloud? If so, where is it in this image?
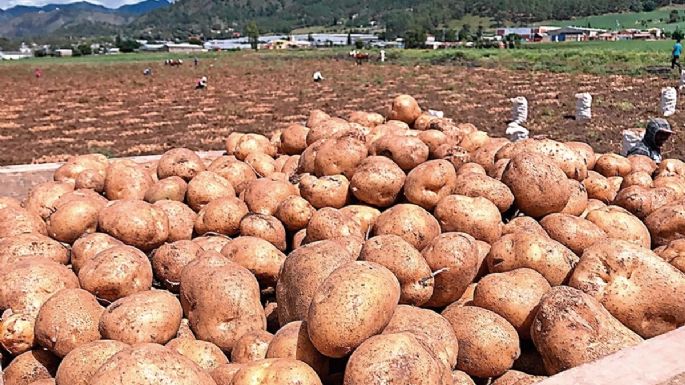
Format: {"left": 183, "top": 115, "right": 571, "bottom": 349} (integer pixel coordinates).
{"left": 0, "top": 0, "right": 145, "bottom": 9}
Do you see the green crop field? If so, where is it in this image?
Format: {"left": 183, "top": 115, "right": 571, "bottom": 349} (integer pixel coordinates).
{"left": 540, "top": 6, "right": 685, "bottom": 32}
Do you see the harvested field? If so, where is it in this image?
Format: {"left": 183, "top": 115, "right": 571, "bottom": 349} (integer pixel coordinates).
{"left": 0, "top": 52, "right": 683, "bottom": 165}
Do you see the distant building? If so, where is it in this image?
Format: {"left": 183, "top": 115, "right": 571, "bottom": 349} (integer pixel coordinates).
{"left": 0, "top": 42, "right": 33, "bottom": 60}
{"left": 54, "top": 49, "right": 73, "bottom": 57}
{"left": 548, "top": 27, "right": 605, "bottom": 42}
{"left": 164, "top": 43, "right": 204, "bottom": 53}
{"left": 496, "top": 26, "right": 560, "bottom": 41}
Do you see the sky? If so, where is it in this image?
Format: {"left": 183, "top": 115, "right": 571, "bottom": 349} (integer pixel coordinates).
{"left": 0, "top": 0, "right": 152, "bottom": 9}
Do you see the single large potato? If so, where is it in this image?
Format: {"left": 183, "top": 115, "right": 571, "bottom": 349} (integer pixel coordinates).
{"left": 34, "top": 289, "right": 104, "bottom": 357}
{"left": 153, "top": 200, "right": 196, "bottom": 242}
{"left": 186, "top": 171, "right": 234, "bottom": 212}
{"left": 344, "top": 332, "right": 451, "bottom": 385}
{"left": 280, "top": 124, "right": 310, "bottom": 155}
{"left": 387, "top": 94, "right": 422, "bottom": 124}
{"left": 540, "top": 213, "right": 607, "bottom": 256}
{"left": 104, "top": 160, "right": 153, "bottom": 201}
{"left": 299, "top": 174, "right": 350, "bottom": 209}
{"left": 303, "top": 207, "right": 363, "bottom": 244}
{"left": 0, "top": 233, "right": 69, "bottom": 265}
{"left": 145, "top": 177, "right": 188, "bottom": 203}
{"left": 655, "top": 239, "right": 685, "bottom": 273}
{"left": 583, "top": 171, "right": 620, "bottom": 203}
{"left": 594, "top": 153, "right": 632, "bottom": 177}
{"left": 78, "top": 245, "right": 152, "bottom": 302}
{"left": 98, "top": 200, "right": 169, "bottom": 251}
{"left": 238, "top": 213, "right": 287, "bottom": 251}
{"left": 221, "top": 236, "right": 286, "bottom": 288}
{"left": 0, "top": 207, "right": 47, "bottom": 238}
{"left": 614, "top": 186, "right": 680, "bottom": 220}
{"left": 233, "top": 133, "right": 277, "bottom": 160}
{"left": 275, "top": 196, "right": 315, "bottom": 232}
{"left": 502, "top": 217, "right": 548, "bottom": 238}
{"left": 0, "top": 313, "right": 36, "bottom": 355}
{"left": 242, "top": 178, "right": 299, "bottom": 216}
{"left": 372, "top": 204, "right": 440, "bottom": 250}
{"left": 166, "top": 338, "right": 229, "bottom": 371}
{"left": 531, "top": 286, "right": 642, "bottom": 375}
{"left": 421, "top": 233, "right": 479, "bottom": 308}
{"left": 230, "top": 358, "right": 322, "bottom": 385}
{"left": 157, "top": 148, "right": 206, "bottom": 181}
{"left": 313, "top": 136, "right": 368, "bottom": 178}
{"left": 194, "top": 196, "right": 248, "bottom": 236}
{"left": 46, "top": 191, "right": 107, "bottom": 243}
{"left": 339, "top": 205, "right": 381, "bottom": 235}
{"left": 561, "top": 180, "right": 589, "bottom": 216}
{"left": 566, "top": 141, "right": 596, "bottom": 170}
{"left": 435, "top": 195, "right": 503, "bottom": 244}
{"left": 265, "top": 321, "right": 329, "bottom": 377}
{"left": 89, "top": 343, "right": 217, "bottom": 385}
{"left": 569, "top": 239, "right": 685, "bottom": 338}
{"left": 230, "top": 330, "right": 273, "bottom": 363}
{"left": 307, "top": 261, "right": 400, "bottom": 358}
{"left": 55, "top": 340, "right": 129, "bottom": 385}
{"left": 370, "top": 135, "right": 429, "bottom": 171}
{"left": 645, "top": 203, "right": 685, "bottom": 247}
{"left": 497, "top": 139, "right": 588, "bottom": 181}
{"left": 3, "top": 350, "right": 59, "bottom": 385}
{"left": 70, "top": 233, "right": 122, "bottom": 274}
{"left": 487, "top": 232, "right": 578, "bottom": 286}
{"left": 442, "top": 305, "right": 520, "bottom": 378}
{"left": 404, "top": 160, "right": 457, "bottom": 210}
{"left": 24, "top": 181, "right": 74, "bottom": 221}
{"left": 453, "top": 172, "right": 514, "bottom": 213}
{"left": 473, "top": 268, "right": 551, "bottom": 339}
{"left": 207, "top": 157, "right": 257, "bottom": 194}
{"left": 350, "top": 156, "right": 406, "bottom": 207}
{"left": 54, "top": 153, "right": 107, "bottom": 185}
{"left": 586, "top": 205, "right": 651, "bottom": 248}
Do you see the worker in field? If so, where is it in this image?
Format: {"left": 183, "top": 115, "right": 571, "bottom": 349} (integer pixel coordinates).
{"left": 196, "top": 76, "right": 208, "bottom": 89}
{"left": 313, "top": 71, "right": 324, "bottom": 83}
{"left": 34, "top": 68, "right": 42, "bottom": 79}
{"left": 627, "top": 118, "right": 674, "bottom": 163}
{"left": 672, "top": 38, "right": 683, "bottom": 72}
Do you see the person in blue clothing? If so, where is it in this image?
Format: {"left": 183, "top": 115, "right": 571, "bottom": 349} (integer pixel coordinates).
{"left": 672, "top": 39, "right": 682, "bottom": 72}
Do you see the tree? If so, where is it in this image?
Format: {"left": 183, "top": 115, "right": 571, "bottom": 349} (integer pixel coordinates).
{"left": 355, "top": 39, "right": 364, "bottom": 49}
{"left": 246, "top": 21, "right": 259, "bottom": 50}
{"left": 347, "top": 32, "right": 352, "bottom": 45}
{"left": 643, "top": 0, "right": 657, "bottom": 11}
{"left": 674, "top": 28, "right": 685, "bottom": 41}
{"left": 77, "top": 44, "right": 92, "bottom": 55}
{"left": 670, "top": 10, "right": 680, "bottom": 24}
{"left": 458, "top": 24, "right": 471, "bottom": 41}
{"left": 116, "top": 37, "right": 140, "bottom": 53}
{"left": 404, "top": 26, "right": 426, "bottom": 49}
{"left": 445, "top": 29, "right": 457, "bottom": 42}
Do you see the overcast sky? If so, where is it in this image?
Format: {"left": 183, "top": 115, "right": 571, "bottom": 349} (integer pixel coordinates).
{"left": 0, "top": 0, "right": 149, "bottom": 9}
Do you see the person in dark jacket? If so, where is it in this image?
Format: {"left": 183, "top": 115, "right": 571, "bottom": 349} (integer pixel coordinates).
{"left": 627, "top": 118, "right": 674, "bottom": 163}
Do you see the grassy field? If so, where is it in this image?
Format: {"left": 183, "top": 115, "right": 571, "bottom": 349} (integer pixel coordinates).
{"left": 540, "top": 5, "right": 685, "bottom": 32}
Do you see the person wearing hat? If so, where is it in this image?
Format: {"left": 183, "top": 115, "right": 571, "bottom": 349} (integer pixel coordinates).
{"left": 627, "top": 118, "right": 674, "bottom": 163}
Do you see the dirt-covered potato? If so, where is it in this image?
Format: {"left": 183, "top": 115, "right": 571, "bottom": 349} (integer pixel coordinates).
{"left": 442, "top": 305, "right": 520, "bottom": 378}
{"left": 280, "top": 124, "right": 310, "bottom": 155}
{"left": 186, "top": 171, "right": 234, "bottom": 212}
{"left": 281, "top": 155, "right": 300, "bottom": 176}
{"left": 502, "top": 153, "right": 571, "bottom": 218}
{"left": 418, "top": 130, "right": 449, "bottom": 157}
{"left": 382, "top": 305, "right": 459, "bottom": 370}
{"left": 230, "top": 358, "right": 321, "bottom": 385}
{"left": 145, "top": 177, "right": 187, "bottom": 203}
{"left": 180, "top": 254, "right": 266, "bottom": 352}
{"left": 386, "top": 94, "right": 422, "bottom": 125}
{"left": 74, "top": 169, "right": 105, "bottom": 192}
{"left": 0, "top": 233, "right": 68, "bottom": 265}
{"left": 157, "top": 148, "right": 206, "bottom": 181}
{"left": 98, "top": 200, "right": 168, "bottom": 251}
{"left": 166, "top": 338, "right": 228, "bottom": 370}
{"left": 152, "top": 240, "right": 202, "bottom": 292}
{"left": 453, "top": 172, "right": 514, "bottom": 213}
{"left": 303, "top": 208, "right": 363, "bottom": 244}
{"left": 502, "top": 217, "right": 547, "bottom": 237}
{"left": 0, "top": 207, "right": 47, "bottom": 238}
{"left": 372, "top": 204, "right": 440, "bottom": 250}
{"left": 614, "top": 185, "right": 680, "bottom": 220}
{"left": 400, "top": 160, "right": 455, "bottom": 210}
{"left": 656, "top": 158, "right": 685, "bottom": 178}
{"left": 46, "top": 191, "right": 107, "bottom": 243}
{"left": 435, "top": 195, "right": 503, "bottom": 243}
{"left": 225, "top": 133, "right": 244, "bottom": 154}
{"left": 34, "top": 289, "right": 103, "bottom": 357}
{"left": 194, "top": 196, "right": 248, "bottom": 237}
{"left": 580, "top": 199, "right": 607, "bottom": 218}
{"left": 360, "top": 235, "right": 433, "bottom": 306}
{"left": 238, "top": 213, "right": 287, "bottom": 251}
{"left": 244, "top": 152, "right": 277, "bottom": 177}
{"left": 655, "top": 239, "right": 685, "bottom": 273}
{"left": 276, "top": 240, "right": 356, "bottom": 324}
{"left": 627, "top": 154, "right": 657, "bottom": 174}
{"left": 275, "top": 196, "right": 315, "bottom": 232}
{"left": 221, "top": 236, "right": 286, "bottom": 288}
{"left": 193, "top": 235, "right": 231, "bottom": 253}
{"left": 452, "top": 371, "right": 476, "bottom": 385}
{"left": 531, "top": 286, "right": 642, "bottom": 375}
{"left": 566, "top": 141, "right": 596, "bottom": 170}
{"left": 653, "top": 175, "right": 685, "bottom": 196}
{"left": 421, "top": 233, "right": 479, "bottom": 308}
{"left": 71, "top": 233, "right": 122, "bottom": 274}
{"left": 347, "top": 156, "right": 404, "bottom": 207}
{"left": 487, "top": 231, "right": 578, "bottom": 286}
{"left": 570, "top": 239, "right": 685, "bottom": 338}
{"left": 55, "top": 340, "right": 129, "bottom": 385}
{"left": 230, "top": 330, "right": 273, "bottom": 363}
{"left": 299, "top": 174, "right": 350, "bottom": 209}
{"left": 344, "top": 332, "right": 450, "bottom": 385}
{"left": 150, "top": 200, "right": 195, "bottom": 241}
{"left": 88, "top": 343, "right": 217, "bottom": 385}
{"left": 242, "top": 178, "right": 298, "bottom": 216}
{"left": 348, "top": 110, "right": 384, "bottom": 128}
{"left": 233, "top": 133, "right": 277, "bottom": 161}
{"left": 560, "top": 180, "right": 588, "bottom": 216}
{"left": 24, "top": 182, "right": 74, "bottom": 221}
{"left": 0, "top": 313, "right": 36, "bottom": 355}
{"left": 496, "top": 139, "right": 588, "bottom": 181}
{"left": 307, "top": 261, "right": 400, "bottom": 358}
{"left": 78, "top": 245, "right": 152, "bottom": 302}
{"left": 104, "top": 160, "right": 153, "bottom": 200}
{"left": 620, "top": 171, "right": 653, "bottom": 190}
{"left": 265, "top": 321, "right": 329, "bottom": 376}
{"left": 585, "top": 205, "right": 651, "bottom": 248}
{"left": 338, "top": 205, "right": 381, "bottom": 236}
{"left": 313, "top": 137, "right": 368, "bottom": 179}
{"left": 594, "top": 153, "right": 632, "bottom": 177}
{"left": 370, "top": 135, "right": 429, "bottom": 171}
{"left": 473, "top": 269, "right": 551, "bottom": 339}
{"left": 297, "top": 139, "right": 326, "bottom": 174}
{"left": 54, "top": 153, "right": 108, "bottom": 185}
{"left": 582, "top": 171, "right": 619, "bottom": 203}
{"left": 540, "top": 213, "right": 607, "bottom": 256}
{"left": 306, "top": 117, "right": 353, "bottom": 146}
{"left": 207, "top": 157, "right": 257, "bottom": 194}
{"left": 645, "top": 203, "right": 685, "bottom": 247}
{"left": 3, "top": 350, "right": 59, "bottom": 385}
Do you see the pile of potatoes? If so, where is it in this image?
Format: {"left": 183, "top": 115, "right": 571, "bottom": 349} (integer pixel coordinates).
{"left": 1, "top": 94, "right": 685, "bottom": 385}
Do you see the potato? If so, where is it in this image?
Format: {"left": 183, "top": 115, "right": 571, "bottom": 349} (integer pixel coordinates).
{"left": 502, "top": 217, "right": 547, "bottom": 237}
{"left": 74, "top": 169, "right": 105, "bottom": 192}
{"left": 89, "top": 343, "right": 217, "bottom": 385}
{"left": 456, "top": 163, "right": 487, "bottom": 178}
{"left": 656, "top": 158, "right": 685, "bottom": 178}
{"left": 0, "top": 259, "right": 79, "bottom": 317}
{"left": 299, "top": 174, "right": 350, "bottom": 209}
{"left": 382, "top": 305, "right": 459, "bottom": 370}
{"left": 230, "top": 330, "right": 273, "bottom": 363}
{"left": 387, "top": 94, "right": 422, "bottom": 124}
{"left": 148, "top": 201, "right": 194, "bottom": 242}
{"left": 582, "top": 171, "right": 619, "bottom": 203}
{"left": 3, "top": 350, "right": 59, "bottom": 385}
{"left": 244, "top": 152, "right": 276, "bottom": 177}
{"left": 349, "top": 110, "right": 384, "bottom": 128}
{"left": 297, "top": 139, "right": 326, "bottom": 174}
{"left": 193, "top": 235, "right": 231, "bottom": 253}
{"left": 435, "top": 195, "right": 503, "bottom": 244}
{"left": 0, "top": 233, "right": 68, "bottom": 265}
{"left": 0, "top": 207, "right": 47, "bottom": 238}
{"left": 339, "top": 205, "right": 381, "bottom": 235}
{"left": 221, "top": 236, "right": 286, "bottom": 288}
{"left": 152, "top": 240, "right": 202, "bottom": 292}
{"left": 281, "top": 155, "right": 300, "bottom": 176}
{"left": 473, "top": 269, "right": 551, "bottom": 338}
{"left": 560, "top": 180, "right": 588, "bottom": 216}
{"left": 360, "top": 235, "right": 433, "bottom": 306}
{"left": 46, "top": 192, "right": 107, "bottom": 244}
{"left": 399, "top": 160, "right": 455, "bottom": 210}
{"left": 54, "top": 153, "right": 108, "bottom": 185}
{"left": 0, "top": 313, "right": 36, "bottom": 355}
{"left": 243, "top": 178, "right": 298, "bottom": 216}
{"left": 492, "top": 371, "right": 545, "bottom": 385}
{"left": 24, "top": 182, "right": 74, "bottom": 221}
{"left": 157, "top": 148, "right": 206, "bottom": 181}
{"left": 104, "top": 160, "right": 153, "bottom": 200}
{"left": 225, "top": 133, "right": 244, "bottom": 154}
{"left": 238, "top": 213, "right": 287, "bottom": 251}
{"left": 34, "top": 289, "right": 103, "bottom": 357}
{"left": 98, "top": 200, "right": 168, "bottom": 251}
{"left": 78, "top": 245, "right": 152, "bottom": 302}
{"left": 144, "top": 177, "right": 187, "bottom": 203}
{"left": 234, "top": 133, "right": 276, "bottom": 161}
{"left": 180, "top": 254, "right": 265, "bottom": 352}
{"left": 0, "top": 196, "right": 22, "bottom": 210}
{"left": 421, "top": 233, "right": 479, "bottom": 308}
{"left": 496, "top": 139, "right": 588, "bottom": 181}
{"left": 306, "top": 118, "right": 352, "bottom": 146}
{"left": 654, "top": 175, "right": 685, "bottom": 196}
{"left": 166, "top": 338, "right": 228, "bottom": 370}
{"left": 531, "top": 286, "right": 642, "bottom": 375}
{"left": 627, "top": 154, "right": 657, "bottom": 174}
{"left": 265, "top": 321, "right": 329, "bottom": 376}
{"left": 211, "top": 363, "right": 244, "bottom": 385}
{"left": 580, "top": 199, "right": 607, "bottom": 218}
{"left": 281, "top": 124, "right": 310, "bottom": 155}
{"left": 276, "top": 240, "right": 356, "bottom": 324}
{"left": 435, "top": 145, "right": 471, "bottom": 171}
{"left": 55, "top": 340, "right": 128, "bottom": 385}
{"left": 655, "top": 239, "right": 685, "bottom": 273}
{"left": 71, "top": 233, "right": 122, "bottom": 274}
{"left": 614, "top": 185, "right": 680, "bottom": 220}
{"left": 418, "top": 130, "right": 449, "bottom": 157}
{"left": 540, "top": 213, "right": 607, "bottom": 256}
{"left": 487, "top": 232, "right": 578, "bottom": 286}
{"left": 230, "top": 358, "right": 321, "bottom": 385}
{"left": 372, "top": 204, "right": 440, "bottom": 250}
{"left": 594, "top": 153, "right": 632, "bottom": 177}
{"left": 207, "top": 157, "right": 257, "bottom": 194}
{"left": 620, "top": 171, "right": 653, "bottom": 190}
{"left": 570, "top": 239, "right": 685, "bottom": 337}
{"left": 453, "top": 173, "right": 514, "bottom": 213}
{"left": 313, "top": 137, "right": 368, "bottom": 179}
{"left": 414, "top": 113, "right": 438, "bottom": 131}
{"left": 344, "top": 332, "right": 450, "bottom": 385}
{"left": 307, "top": 261, "right": 400, "bottom": 358}
{"left": 186, "top": 171, "right": 234, "bottom": 212}
{"left": 586, "top": 205, "right": 650, "bottom": 248}
{"left": 303, "top": 208, "right": 363, "bottom": 244}
{"left": 452, "top": 371, "right": 476, "bottom": 385}
{"left": 370, "top": 135, "right": 429, "bottom": 171}
{"left": 275, "top": 196, "right": 315, "bottom": 232}
{"left": 194, "top": 196, "right": 248, "bottom": 237}
{"left": 645, "top": 202, "right": 685, "bottom": 247}
{"left": 442, "top": 305, "right": 520, "bottom": 378}
{"left": 566, "top": 141, "right": 596, "bottom": 170}
{"left": 347, "top": 157, "right": 404, "bottom": 208}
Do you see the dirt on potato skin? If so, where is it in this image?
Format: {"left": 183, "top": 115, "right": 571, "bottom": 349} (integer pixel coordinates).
{"left": 0, "top": 55, "right": 683, "bottom": 166}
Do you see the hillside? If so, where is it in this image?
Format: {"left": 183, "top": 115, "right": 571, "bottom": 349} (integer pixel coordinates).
{"left": 539, "top": 5, "right": 685, "bottom": 32}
